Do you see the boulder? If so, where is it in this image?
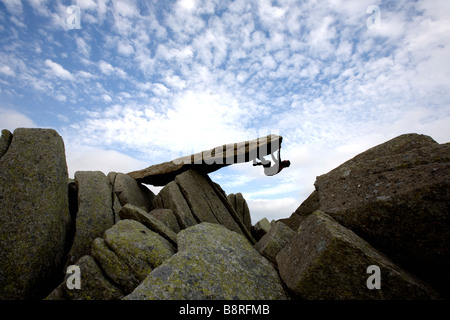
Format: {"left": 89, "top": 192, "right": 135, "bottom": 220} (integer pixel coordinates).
{"left": 227, "top": 192, "right": 252, "bottom": 232}
{"left": 314, "top": 133, "right": 450, "bottom": 295}
{"left": 91, "top": 238, "right": 140, "bottom": 294}
{"left": 113, "top": 172, "right": 154, "bottom": 212}
{"left": 46, "top": 255, "right": 123, "bottom": 300}
{"left": 118, "top": 204, "right": 178, "bottom": 247}
{"left": 277, "top": 211, "right": 439, "bottom": 300}
{"left": 149, "top": 208, "right": 181, "bottom": 233}
{"left": 125, "top": 223, "right": 289, "bottom": 300}
{"left": 251, "top": 217, "right": 272, "bottom": 241}
{"left": 0, "top": 129, "right": 12, "bottom": 159}
{"left": 153, "top": 180, "right": 197, "bottom": 229}
{"left": 128, "top": 134, "right": 283, "bottom": 186}
{"left": 255, "top": 221, "right": 295, "bottom": 264}
{"left": 154, "top": 169, "right": 255, "bottom": 243}
{"left": 103, "top": 219, "right": 176, "bottom": 282}
{"left": 0, "top": 128, "right": 71, "bottom": 299}
{"left": 66, "top": 171, "right": 114, "bottom": 266}
{"left": 279, "top": 190, "right": 319, "bottom": 230}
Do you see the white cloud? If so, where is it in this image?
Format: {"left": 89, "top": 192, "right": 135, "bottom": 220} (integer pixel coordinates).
{"left": 44, "top": 59, "right": 74, "bottom": 80}
{"left": 0, "top": 65, "right": 16, "bottom": 77}
{"left": 0, "top": 108, "right": 36, "bottom": 131}
{"left": 1, "top": 0, "right": 23, "bottom": 16}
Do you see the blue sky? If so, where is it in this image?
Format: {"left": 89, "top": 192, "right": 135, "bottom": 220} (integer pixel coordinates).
{"left": 1, "top": 0, "right": 449, "bottom": 223}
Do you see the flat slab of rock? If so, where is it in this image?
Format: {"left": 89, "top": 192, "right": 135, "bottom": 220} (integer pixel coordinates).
{"left": 0, "top": 128, "right": 71, "bottom": 299}
{"left": 276, "top": 211, "right": 439, "bottom": 300}
{"left": 125, "top": 223, "right": 289, "bottom": 300}
{"left": 128, "top": 135, "right": 283, "bottom": 186}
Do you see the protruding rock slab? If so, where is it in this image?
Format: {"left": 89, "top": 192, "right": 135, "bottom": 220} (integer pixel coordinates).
{"left": 276, "top": 211, "right": 439, "bottom": 300}
{"left": 128, "top": 135, "right": 283, "bottom": 186}
{"left": 125, "top": 223, "right": 289, "bottom": 300}
{"left": 0, "top": 129, "right": 12, "bottom": 159}
{"left": 0, "top": 128, "right": 71, "bottom": 299}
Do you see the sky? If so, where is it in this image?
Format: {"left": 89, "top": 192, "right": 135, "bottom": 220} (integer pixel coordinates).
{"left": 0, "top": 0, "right": 449, "bottom": 223}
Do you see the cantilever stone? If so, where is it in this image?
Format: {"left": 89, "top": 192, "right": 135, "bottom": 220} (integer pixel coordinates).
{"left": 128, "top": 134, "right": 284, "bottom": 186}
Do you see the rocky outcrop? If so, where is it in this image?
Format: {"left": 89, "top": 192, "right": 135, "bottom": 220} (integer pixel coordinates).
{"left": 255, "top": 221, "right": 295, "bottom": 264}
{"left": 128, "top": 134, "right": 283, "bottom": 186}
{"left": 277, "top": 211, "right": 439, "bottom": 299}
{"left": 0, "top": 128, "right": 71, "bottom": 299}
{"left": 154, "top": 169, "right": 255, "bottom": 243}
{"left": 281, "top": 133, "right": 450, "bottom": 297}
{"left": 227, "top": 192, "right": 252, "bottom": 231}
{"left": 125, "top": 223, "right": 289, "bottom": 300}
{"left": 1, "top": 129, "right": 447, "bottom": 301}
{"left": 66, "top": 171, "right": 114, "bottom": 266}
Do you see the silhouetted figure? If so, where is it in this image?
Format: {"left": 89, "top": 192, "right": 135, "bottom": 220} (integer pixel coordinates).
{"left": 253, "top": 148, "right": 291, "bottom": 176}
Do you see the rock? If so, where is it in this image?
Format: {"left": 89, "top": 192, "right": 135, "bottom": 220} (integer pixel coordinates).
{"left": 175, "top": 170, "right": 244, "bottom": 236}
{"left": 46, "top": 255, "right": 124, "bottom": 300}
{"left": 154, "top": 169, "right": 255, "bottom": 243}
{"left": 251, "top": 217, "right": 272, "bottom": 241}
{"left": 113, "top": 172, "right": 154, "bottom": 212}
{"left": 0, "top": 129, "right": 12, "bottom": 159}
{"left": 118, "top": 204, "right": 178, "bottom": 247}
{"left": 0, "top": 128, "right": 71, "bottom": 299}
{"left": 66, "top": 171, "right": 114, "bottom": 266}
{"left": 91, "top": 238, "right": 140, "bottom": 294}
{"left": 149, "top": 208, "right": 181, "bottom": 233}
{"left": 125, "top": 223, "right": 289, "bottom": 300}
{"left": 227, "top": 192, "right": 252, "bottom": 232}
{"left": 153, "top": 180, "right": 197, "bottom": 229}
{"left": 128, "top": 135, "right": 283, "bottom": 186}
{"left": 278, "top": 190, "right": 319, "bottom": 230}
{"left": 103, "top": 219, "right": 176, "bottom": 282}
{"left": 313, "top": 133, "right": 450, "bottom": 295}
{"left": 255, "top": 221, "right": 295, "bottom": 264}
{"left": 277, "top": 211, "right": 439, "bottom": 300}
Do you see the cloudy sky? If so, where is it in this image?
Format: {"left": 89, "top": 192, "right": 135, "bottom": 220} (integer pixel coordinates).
{"left": 1, "top": 0, "right": 449, "bottom": 223}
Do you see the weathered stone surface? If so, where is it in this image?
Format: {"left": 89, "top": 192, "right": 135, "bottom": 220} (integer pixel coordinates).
{"left": 128, "top": 135, "right": 283, "bottom": 186}
{"left": 255, "top": 221, "right": 295, "bottom": 264}
{"left": 175, "top": 170, "right": 244, "bottom": 235}
{"left": 0, "top": 129, "right": 12, "bottom": 159}
{"left": 279, "top": 190, "right": 319, "bottom": 230}
{"left": 251, "top": 217, "right": 272, "bottom": 241}
{"left": 114, "top": 172, "right": 154, "bottom": 212}
{"left": 118, "top": 204, "right": 178, "bottom": 247}
{"left": 0, "top": 128, "right": 71, "bottom": 299}
{"left": 228, "top": 192, "right": 252, "bottom": 232}
{"left": 150, "top": 208, "right": 181, "bottom": 233}
{"left": 125, "top": 223, "right": 289, "bottom": 300}
{"left": 314, "top": 134, "right": 450, "bottom": 294}
{"left": 153, "top": 180, "right": 197, "bottom": 229}
{"left": 277, "top": 211, "right": 439, "bottom": 300}
{"left": 66, "top": 171, "right": 114, "bottom": 266}
{"left": 104, "top": 219, "right": 176, "bottom": 282}
{"left": 46, "top": 255, "right": 123, "bottom": 300}
{"left": 91, "top": 238, "right": 140, "bottom": 294}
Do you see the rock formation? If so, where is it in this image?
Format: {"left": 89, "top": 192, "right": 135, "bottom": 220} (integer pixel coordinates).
{"left": 128, "top": 134, "right": 283, "bottom": 186}
{"left": 0, "top": 129, "right": 448, "bottom": 300}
